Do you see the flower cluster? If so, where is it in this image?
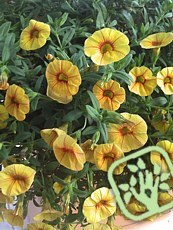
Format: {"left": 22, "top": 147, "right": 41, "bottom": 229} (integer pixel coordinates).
{"left": 1, "top": 1, "right": 173, "bottom": 229}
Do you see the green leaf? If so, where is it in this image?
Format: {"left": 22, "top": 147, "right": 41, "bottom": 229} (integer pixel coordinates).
{"left": 109, "top": 20, "right": 117, "bottom": 27}
{"left": 72, "top": 187, "right": 89, "bottom": 198}
{"left": 112, "top": 70, "right": 133, "bottom": 85}
{"left": 114, "top": 54, "right": 133, "bottom": 70}
{"left": 127, "top": 164, "right": 138, "bottom": 173}
{"left": 151, "top": 97, "right": 168, "bottom": 106}
{"left": 160, "top": 172, "right": 170, "bottom": 182}
{"left": 124, "top": 191, "right": 132, "bottom": 204}
{"left": 52, "top": 175, "right": 67, "bottom": 186}
{"left": 159, "top": 182, "right": 170, "bottom": 191}
{"left": 59, "top": 12, "right": 69, "bottom": 26}
{"left": 87, "top": 90, "right": 100, "bottom": 111}
{"left": 130, "top": 175, "right": 137, "bottom": 187}
{"left": 63, "top": 110, "right": 83, "bottom": 122}
{"left": 44, "top": 161, "right": 59, "bottom": 172}
{"left": 93, "top": 1, "right": 107, "bottom": 28}
{"left": 137, "top": 158, "right": 146, "bottom": 170}
{"left": 74, "top": 162, "right": 89, "bottom": 179}
{"left": 34, "top": 75, "right": 44, "bottom": 92}
{"left": 2, "top": 33, "right": 15, "bottom": 63}
{"left": 118, "top": 183, "right": 129, "bottom": 192}
{"left": 31, "top": 95, "right": 40, "bottom": 111}
{"left": 0, "top": 145, "right": 10, "bottom": 162}
{"left": 97, "top": 121, "right": 108, "bottom": 143}
{"left": 62, "top": 28, "right": 75, "bottom": 47}
{"left": 8, "top": 65, "right": 25, "bottom": 77}
{"left": 86, "top": 105, "right": 100, "bottom": 121}
{"left": 0, "top": 21, "right": 11, "bottom": 38}
{"left": 82, "top": 126, "right": 98, "bottom": 135}
{"left": 153, "top": 163, "right": 161, "bottom": 175}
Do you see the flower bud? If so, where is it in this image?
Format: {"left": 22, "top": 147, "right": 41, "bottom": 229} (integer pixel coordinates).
{"left": 45, "top": 53, "right": 54, "bottom": 61}
{"left": 0, "top": 72, "right": 9, "bottom": 90}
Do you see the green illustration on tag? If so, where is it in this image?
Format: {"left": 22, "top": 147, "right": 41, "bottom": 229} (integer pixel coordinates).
{"left": 108, "top": 146, "right": 173, "bottom": 221}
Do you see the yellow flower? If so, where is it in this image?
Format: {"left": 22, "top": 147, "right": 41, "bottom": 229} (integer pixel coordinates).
{"left": 80, "top": 139, "right": 95, "bottom": 164}
{"left": 107, "top": 113, "right": 148, "bottom": 152}
{"left": 53, "top": 134, "right": 86, "bottom": 171}
{"left": 20, "top": 19, "right": 50, "bottom": 50}
{"left": 126, "top": 199, "right": 146, "bottom": 216}
{"left": 94, "top": 143, "right": 126, "bottom": 174}
{"left": 27, "top": 222, "right": 57, "bottom": 230}
{"left": 82, "top": 187, "right": 116, "bottom": 223}
{"left": 126, "top": 192, "right": 173, "bottom": 221}
{"left": 0, "top": 190, "right": 13, "bottom": 204}
{"left": 140, "top": 32, "right": 173, "bottom": 49}
{"left": 93, "top": 80, "right": 125, "bottom": 110}
{"left": 84, "top": 28, "right": 130, "bottom": 66}
{"left": 46, "top": 59, "right": 81, "bottom": 104}
{"left": 0, "top": 72, "right": 9, "bottom": 90}
{"left": 4, "top": 84, "right": 30, "bottom": 121}
{"left": 128, "top": 66, "right": 157, "bottom": 96}
{"left": 0, "top": 105, "right": 9, "bottom": 129}
{"left": 3, "top": 209, "right": 24, "bottom": 228}
{"left": 0, "top": 164, "right": 36, "bottom": 196}
{"left": 151, "top": 109, "right": 172, "bottom": 133}
{"left": 40, "top": 128, "right": 66, "bottom": 147}
{"left": 150, "top": 140, "right": 173, "bottom": 172}
{"left": 34, "top": 206, "right": 62, "bottom": 221}
{"left": 157, "top": 67, "right": 173, "bottom": 95}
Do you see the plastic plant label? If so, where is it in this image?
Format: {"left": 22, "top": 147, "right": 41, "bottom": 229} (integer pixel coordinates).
{"left": 108, "top": 146, "right": 173, "bottom": 221}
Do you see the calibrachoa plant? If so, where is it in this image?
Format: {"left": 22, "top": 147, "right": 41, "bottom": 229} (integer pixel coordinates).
{"left": 0, "top": 0, "right": 173, "bottom": 229}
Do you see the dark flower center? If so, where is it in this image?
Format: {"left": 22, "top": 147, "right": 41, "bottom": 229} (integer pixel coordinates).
{"left": 120, "top": 125, "right": 133, "bottom": 135}
{"left": 100, "top": 42, "right": 113, "bottom": 54}
{"left": 103, "top": 90, "right": 114, "bottom": 99}
{"left": 12, "top": 175, "right": 26, "bottom": 182}
{"left": 11, "top": 96, "right": 19, "bottom": 107}
{"left": 96, "top": 199, "right": 108, "bottom": 208}
{"left": 58, "top": 73, "right": 68, "bottom": 82}
{"left": 30, "top": 29, "right": 39, "bottom": 38}
{"left": 103, "top": 152, "right": 115, "bottom": 163}
{"left": 151, "top": 41, "right": 162, "bottom": 46}
{"left": 136, "top": 75, "right": 145, "bottom": 83}
{"left": 164, "top": 76, "right": 173, "bottom": 84}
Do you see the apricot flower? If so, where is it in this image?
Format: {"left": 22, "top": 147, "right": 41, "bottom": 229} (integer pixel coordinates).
{"left": 40, "top": 128, "right": 66, "bottom": 147}
{"left": 150, "top": 140, "right": 173, "bottom": 172}
{"left": 157, "top": 67, "right": 173, "bottom": 95}
{"left": 84, "top": 28, "right": 130, "bottom": 66}
{"left": 128, "top": 66, "right": 157, "bottom": 96}
{"left": 82, "top": 187, "right": 116, "bottom": 223}
{"left": 53, "top": 134, "right": 86, "bottom": 171}
{"left": 34, "top": 205, "right": 62, "bottom": 222}
{"left": 20, "top": 19, "right": 50, "bottom": 50}
{"left": 3, "top": 206, "right": 24, "bottom": 228}
{"left": 46, "top": 59, "right": 81, "bottom": 104}
{"left": 93, "top": 80, "right": 125, "bottom": 110}
{"left": 27, "top": 222, "right": 56, "bottom": 230}
{"left": 140, "top": 32, "right": 173, "bottom": 49}
{"left": 94, "top": 143, "right": 126, "bottom": 174}
{"left": 0, "top": 164, "right": 36, "bottom": 196}
{"left": 4, "top": 84, "right": 30, "bottom": 121}
{"left": 107, "top": 113, "right": 148, "bottom": 152}
{"left": 0, "top": 105, "right": 9, "bottom": 129}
